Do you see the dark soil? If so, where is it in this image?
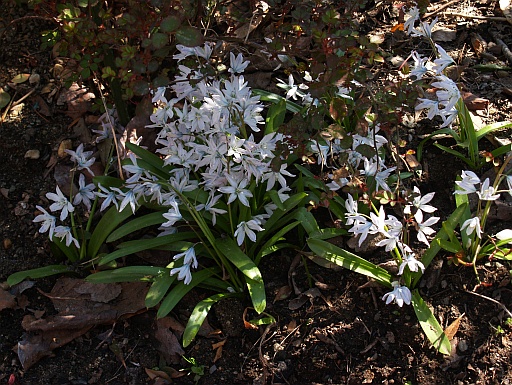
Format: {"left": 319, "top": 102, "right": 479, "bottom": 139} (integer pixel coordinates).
{"left": 1, "top": 2, "right": 512, "bottom": 385}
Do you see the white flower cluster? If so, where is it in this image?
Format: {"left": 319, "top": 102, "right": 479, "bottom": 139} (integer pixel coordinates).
{"left": 404, "top": 5, "right": 460, "bottom": 128}
{"left": 454, "top": 170, "right": 512, "bottom": 247}
{"left": 119, "top": 44, "right": 294, "bottom": 284}
{"left": 33, "top": 144, "right": 97, "bottom": 248}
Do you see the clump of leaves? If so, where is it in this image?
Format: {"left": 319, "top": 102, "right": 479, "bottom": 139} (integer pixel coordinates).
{"left": 34, "top": 0, "right": 204, "bottom": 125}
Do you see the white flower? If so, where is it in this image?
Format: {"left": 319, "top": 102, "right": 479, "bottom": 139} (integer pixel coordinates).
{"left": 461, "top": 217, "right": 482, "bottom": 239}
{"left": 408, "top": 187, "right": 437, "bottom": 219}
{"left": 433, "top": 44, "right": 455, "bottom": 74}
{"left": 345, "top": 194, "right": 364, "bottom": 226}
{"left": 415, "top": 210, "right": 440, "bottom": 246}
{"left": 412, "top": 17, "right": 437, "bottom": 39}
{"left": 116, "top": 188, "right": 138, "bottom": 214}
{"left": 454, "top": 170, "right": 480, "bottom": 195}
{"left": 398, "top": 254, "right": 425, "bottom": 275}
{"left": 33, "top": 205, "right": 56, "bottom": 240}
{"left": 96, "top": 184, "right": 119, "bottom": 211}
{"left": 410, "top": 51, "right": 429, "bottom": 79}
{"left": 234, "top": 219, "right": 264, "bottom": 245}
{"left": 277, "top": 74, "right": 307, "bottom": 100}
{"left": 382, "top": 281, "right": 412, "bottom": 307}
{"left": 218, "top": 174, "right": 253, "bottom": 207}
{"left": 65, "top": 143, "right": 95, "bottom": 176}
{"left": 476, "top": 178, "right": 500, "bottom": 201}
{"left": 404, "top": 6, "right": 420, "bottom": 35}
{"left": 195, "top": 194, "right": 227, "bottom": 226}
{"left": 431, "top": 75, "right": 460, "bottom": 112}
{"left": 123, "top": 153, "right": 146, "bottom": 183}
{"left": 73, "top": 173, "right": 95, "bottom": 211}
{"left": 229, "top": 52, "right": 250, "bottom": 74}
{"left": 162, "top": 202, "right": 182, "bottom": 228}
{"left": 46, "top": 186, "right": 75, "bottom": 221}
{"left": 54, "top": 225, "right": 80, "bottom": 248}
{"left": 495, "top": 229, "right": 512, "bottom": 243}
{"left": 170, "top": 247, "right": 198, "bottom": 285}
{"left": 415, "top": 98, "right": 441, "bottom": 120}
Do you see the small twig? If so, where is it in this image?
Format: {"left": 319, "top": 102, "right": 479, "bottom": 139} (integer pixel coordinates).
{"left": 443, "top": 13, "right": 509, "bottom": 22}
{"left": 490, "top": 30, "right": 512, "bottom": 65}
{"left": 424, "top": 0, "right": 459, "bottom": 19}
{"left": 465, "top": 290, "right": 512, "bottom": 319}
{"left": 12, "top": 88, "right": 36, "bottom": 107}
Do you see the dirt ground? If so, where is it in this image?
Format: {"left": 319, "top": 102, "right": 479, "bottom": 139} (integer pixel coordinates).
{"left": 1, "top": 1, "right": 512, "bottom": 384}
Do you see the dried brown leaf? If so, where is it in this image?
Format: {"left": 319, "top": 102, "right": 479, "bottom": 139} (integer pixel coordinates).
{"left": 155, "top": 317, "right": 185, "bottom": 364}
{"left": 444, "top": 313, "right": 465, "bottom": 341}
{"left": 0, "top": 288, "right": 16, "bottom": 311}
{"left": 462, "top": 91, "right": 489, "bottom": 111}
{"left": 273, "top": 285, "right": 292, "bottom": 303}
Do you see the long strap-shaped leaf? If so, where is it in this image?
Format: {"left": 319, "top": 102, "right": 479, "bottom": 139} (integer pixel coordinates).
{"left": 106, "top": 211, "right": 167, "bottom": 243}
{"left": 307, "top": 238, "right": 393, "bottom": 288}
{"left": 88, "top": 205, "right": 134, "bottom": 259}
{"left": 7, "top": 265, "right": 74, "bottom": 287}
{"left": 183, "top": 293, "right": 234, "bottom": 347}
{"left": 215, "top": 237, "right": 263, "bottom": 283}
{"left": 411, "top": 290, "right": 451, "bottom": 355}
{"left": 157, "top": 267, "right": 218, "bottom": 318}
{"left": 85, "top": 266, "right": 166, "bottom": 283}
{"left": 145, "top": 271, "right": 176, "bottom": 308}
{"left": 98, "top": 232, "right": 196, "bottom": 265}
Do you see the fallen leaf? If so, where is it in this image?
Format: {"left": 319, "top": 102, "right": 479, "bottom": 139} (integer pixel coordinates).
{"left": 18, "top": 278, "right": 149, "bottom": 369}
{"left": 213, "top": 344, "right": 223, "bottom": 363}
{"left": 273, "top": 285, "right": 292, "bottom": 303}
{"left": 11, "top": 74, "right": 30, "bottom": 84}
{"left": 0, "top": 288, "right": 16, "bottom": 311}
{"left": 155, "top": 317, "right": 185, "bottom": 364}
{"left": 242, "top": 307, "right": 259, "bottom": 330}
{"left": 0, "top": 88, "right": 11, "bottom": 109}
{"left": 32, "top": 95, "right": 51, "bottom": 117}
{"left": 288, "top": 288, "right": 322, "bottom": 311}
{"left": 462, "top": 91, "right": 489, "bottom": 111}
{"left": 145, "top": 368, "right": 172, "bottom": 383}
{"left": 444, "top": 313, "right": 465, "bottom": 341}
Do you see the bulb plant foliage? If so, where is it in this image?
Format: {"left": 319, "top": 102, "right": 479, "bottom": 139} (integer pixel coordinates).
{"left": 81, "top": 44, "right": 307, "bottom": 346}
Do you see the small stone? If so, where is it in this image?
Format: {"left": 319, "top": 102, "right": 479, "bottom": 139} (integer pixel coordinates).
{"left": 29, "top": 73, "right": 41, "bottom": 84}
{"left": 458, "top": 339, "right": 468, "bottom": 352}
{"left": 58, "top": 139, "right": 73, "bottom": 158}
{"left": 3, "top": 238, "right": 12, "bottom": 250}
{"left": 24, "top": 149, "right": 40, "bottom": 159}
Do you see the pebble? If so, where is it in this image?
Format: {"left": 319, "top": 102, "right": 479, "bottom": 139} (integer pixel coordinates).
{"left": 3, "top": 238, "right": 12, "bottom": 250}
{"left": 458, "top": 339, "right": 468, "bottom": 352}
{"left": 29, "top": 73, "right": 40, "bottom": 84}
{"left": 24, "top": 149, "right": 40, "bottom": 159}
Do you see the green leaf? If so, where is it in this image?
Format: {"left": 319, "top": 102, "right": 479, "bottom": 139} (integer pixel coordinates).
{"left": 411, "top": 290, "right": 451, "bottom": 355}
{"left": 106, "top": 211, "right": 167, "bottom": 242}
{"left": 215, "top": 238, "right": 263, "bottom": 283}
{"left": 255, "top": 221, "right": 300, "bottom": 264}
{"left": 93, "top": 175, "right": 124, "bottom": 189}
{"left": 307, "top": 238, "right": 393, "bottom": 287}
{"left": 161, "top": 15, "right": 182, "bottom": 33}
{"left": 98, "top": 232, "right": 196, "bottom": 265}
{"left": 294, "top": 207, "right": 320, "bottom": 236}
{"left": 355, "top": 144, "right": 376, "bottom": 158}
{"left": 85, "top": 266, "right": 165, "bottom": 283}
{"left": 437, "top": 239, "right": 462, "bottom": 254}
{"left": 145, "top": 270, "right": 175, "bottom": 308}
{"left": 151, "top": 32, "right": 169, "bottom": 49}
{"left": 246, "top": 276, "right": 266, "bottom": 313}
{"left": 309, "top": 227, "right": 347, "bottom": 240}
{"left": 0, "top": 89, "right": 11, "bottom": 109}
{"left": 183, "top": 293, "right": 231, "bottom": 347}
{"left": 7, "top": 265, "right": 73, "bottom": 287}
{"left": 265, "top": 99, "right": 287, "bottom": 134}
{"left": 88, "top": 205, "right": 134, "bottom": 259}
{"left": 175, "top": 26, "right": 204, "bottom": 47}
{"left": 475, "top": 121, "right": 512, "bottom": 140}
{"left": 433, "top": 143, "right": 476, "bottom": 169}
{"left": 157, "top": 268, "right": 217, "bottom": 318}
{"left": 125, "top": 142, "right": 165, "bottom": 171}
{"left": 416, "top": 128, "right": 459, "bottom": 162}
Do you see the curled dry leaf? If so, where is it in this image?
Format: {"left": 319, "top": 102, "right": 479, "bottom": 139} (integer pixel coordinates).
{"left": 462, "top": 91, "right": 489, "bottom": 111}
{"left": 155, "top": 317, "right": 185, "bottom": 365}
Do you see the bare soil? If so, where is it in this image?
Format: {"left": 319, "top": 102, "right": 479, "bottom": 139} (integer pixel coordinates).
{"left": 1, "top": 1, "right": 512, "bottom": 384}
